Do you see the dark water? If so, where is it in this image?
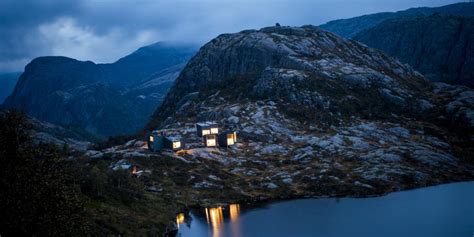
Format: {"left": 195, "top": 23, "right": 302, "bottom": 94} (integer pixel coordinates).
{"left": 177, "top": 182, "right": 474, "bottom": 237}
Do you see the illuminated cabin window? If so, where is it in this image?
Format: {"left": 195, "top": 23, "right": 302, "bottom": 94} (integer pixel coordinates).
{"left": 226, "top": 132, "right": 237, "bottom": 145}
{"left": 173, "top": 141, "right": 181, "bottom": 149}
{"left": 207, "top": 138, "right": 216, "bottom": 147}
{"left": 202, "top": 129, "right": 210, "bottom": 135}
{"left": 149, "top": 136, "right": 154, "bottom": 142}
{"left": 227, "top": 135, "right": 235, "bottom": 145}
{"left": 210, "top": 127, "right": 219, "bottom": 134}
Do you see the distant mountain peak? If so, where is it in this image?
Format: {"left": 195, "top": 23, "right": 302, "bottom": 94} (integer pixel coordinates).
{"left": 3, "top": 42, "right": 197, "bottom": 138}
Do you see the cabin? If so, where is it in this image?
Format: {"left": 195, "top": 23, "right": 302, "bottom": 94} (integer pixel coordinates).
{"left": 196, "top": 122, "right": 219, "bottom": 137}
{"left": 148, "top": 131, "right": 183, "bottom": 151}
{"left": 148, "top": 131, "right": 164, "bottom": 152}
{"left": 163, "top": 135, "right": 183, "bottom": 151}
{"left": 203, "top": 134, "right": 218, "bottom": 147}
{"left": 218, "top": 131, "right": 237, "bottom": 147}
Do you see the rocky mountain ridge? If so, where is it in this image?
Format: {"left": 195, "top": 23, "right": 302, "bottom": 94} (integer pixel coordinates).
{"left": 320, "top": 2, "right": 474, "bottom": 38}
{"left": 120, "top": 25, "right": 474, "bottom": 201}
{"left": 3, "top": 42, "right": 197, "bottom": 138}
{"left": 353, "top": 14, "right": 474, "bottom": 87}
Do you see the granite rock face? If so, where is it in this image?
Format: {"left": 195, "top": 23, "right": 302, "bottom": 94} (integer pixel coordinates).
{"left": 320, "top": 2, "right": 474, "bottom": 39}
{"left": 150, "top": 25, "right": 429, "bottom": 129}
{"left": 144, "top": 25, "right": 473, "bottom": 196}
{"left": 319, "top": 3, "right": 474, "bottom": 87}
{"left": 354, "top": 15, "right": 474, "bottom": 87}
{"left": 3, "top": 42, "right": 197, "bottom": 138}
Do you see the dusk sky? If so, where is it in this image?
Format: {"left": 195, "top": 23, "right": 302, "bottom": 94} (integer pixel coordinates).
{"left": 0, "top": 0, "right": 464, "bottom": 73}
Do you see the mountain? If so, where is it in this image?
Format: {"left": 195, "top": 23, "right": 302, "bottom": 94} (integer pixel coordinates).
{"left": 320, "top": 2, "right": 474, "bottom": 38}
{"left": 0, "top": 72, "right": 20, "bottom": 103}
{"left": 142, "top": 25, "right": 473, "bottom": 199}
{"left": 3, "top": 42, "right": 197, "bottom": 138}
{"left": 353, "top": 14, "right": 474, "bottom": 87}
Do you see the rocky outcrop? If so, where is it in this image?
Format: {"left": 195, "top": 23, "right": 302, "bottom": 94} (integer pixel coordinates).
{"left": 353, "top": 15, "right": 474, "bottom": 87}
{"left": 320, "top": 2, "right": 474, "bottom": 38}
{"left": 143, "top": 25, "right": 473, "bottom": 198}
{"left": 319, "top": 3, "right": 474, "bottom": 87}
{"left": 3, "top": 42, "right": 197, "bottom": 138}
{"left": 150, "top": 25, "right": 430, "bottom": 129}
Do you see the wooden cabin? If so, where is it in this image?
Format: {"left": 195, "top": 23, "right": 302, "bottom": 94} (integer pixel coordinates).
{"left": 196, "top": 122, "right": 219, "bottom": 137}
{"left": 148, "top": 131, "right": 183, "bottom": 151}
{"left": 218, "top": 131, "right": 237, "bottom": 147}
{"left": 203, "top": 134, "right": 218, "bottom": 147}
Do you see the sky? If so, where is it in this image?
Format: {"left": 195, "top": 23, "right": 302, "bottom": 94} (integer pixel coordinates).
{"left": 0, "top": 0, "right": 464, "bottom": 73}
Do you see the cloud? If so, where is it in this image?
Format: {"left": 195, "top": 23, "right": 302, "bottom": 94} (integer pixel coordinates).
{"left": 0, "top": 0, "right": 463, "bottom": 72}
{"left": 38, "top": 17, "right": 159, "bottom": 63}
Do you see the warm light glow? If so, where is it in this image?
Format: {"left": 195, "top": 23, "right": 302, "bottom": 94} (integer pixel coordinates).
{"left": 206, "top": 138, "right": 216, "bottom": 147}
{"left": 202, "top": 129, "right": 210, "bottom": 135}
{"left": 176, "top": 213, "right": 185, "bottom": 228}
{"left": 149, "top": 135, "right": 154, "bottom": 142}
{"left": 209, "top": 207, "right": 223, "bottom": 237}
{"left": 205, "top": 208, "right": 210, "bottom": 224}
{"left": 229, "top": 204, "right": 240, "bottom": 222}
{"left": 210, "top": 128, "right": 219, "bottom": 134}
{"left": 226, "top": 132, "right": 237, "bottom": 145}
{"left": 173, "top": 141, "right": 181, "bottom": 149}
{"left": 131, "top": 166, "right": 137, "bottom": 174}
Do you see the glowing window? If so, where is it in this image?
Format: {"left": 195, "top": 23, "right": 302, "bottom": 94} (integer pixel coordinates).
{"left": 227, "top": 138, "right": 234, "bottom": 145}
{"left": 210, "top": 128, "right": 219, "bottom": 134}
{"left": 202, "top": 129, "right": 210, "bottom": 135}
{"left": 173, "top": 141, "right": 181, "bottom": 149}
{"left": 149, "top": 136, "right": 154, "bottom": 142}
{"left": 206, "top": 138, "right": 216, "bottom": 147}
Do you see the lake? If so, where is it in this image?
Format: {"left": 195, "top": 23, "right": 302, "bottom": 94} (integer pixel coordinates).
{"left": 177, "top": 181, "right": 474, "bottom": 237}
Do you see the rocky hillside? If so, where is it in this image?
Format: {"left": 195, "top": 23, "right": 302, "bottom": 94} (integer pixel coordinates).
{"left": 354, "top": 15, "right": 473, "bottom": 87}
{"left": 320, "top": 2, "right": 474, "bottom": 38}
{"left": 0, "top": 72, "right": 20, "bottom": 103}
{"left": 3, "top": 42, "right": 197, "bottom": 138}
{"left": 139, "top": 25, "right": 473, "bottom": 200}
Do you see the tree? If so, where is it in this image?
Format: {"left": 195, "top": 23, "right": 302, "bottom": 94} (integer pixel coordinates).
{"left": 0, "top": 110, "right": 88, "bottom": 236}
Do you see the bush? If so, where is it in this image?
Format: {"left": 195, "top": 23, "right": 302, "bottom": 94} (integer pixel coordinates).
{"left": 0, "top": 111, "right": 88, "bottom": 236}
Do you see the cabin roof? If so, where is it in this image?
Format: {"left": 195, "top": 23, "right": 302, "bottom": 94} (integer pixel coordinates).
{"left": 165, "top": 136, "right": 181, "bottom": 141}
{"left": 196, "top": 121, "right": 218, "bottom": 127}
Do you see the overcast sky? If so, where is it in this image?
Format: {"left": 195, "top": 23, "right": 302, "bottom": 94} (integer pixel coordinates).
{"left": 0, "top": 0, "right": 463, "bottom": 73}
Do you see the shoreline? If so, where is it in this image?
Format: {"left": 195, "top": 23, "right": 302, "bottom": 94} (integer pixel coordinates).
{"left": 166, "top": 179, "right": 474, "bottom": 235}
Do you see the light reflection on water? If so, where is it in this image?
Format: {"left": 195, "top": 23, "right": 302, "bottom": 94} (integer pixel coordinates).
{"left": 178, "top": 182, "right": 474, "bottom": 237}
{"left": 176, "top": 213, "right": 185, "bottom": 228}
{"left": 179, "top": 204, "right": 241, "bottom": 237}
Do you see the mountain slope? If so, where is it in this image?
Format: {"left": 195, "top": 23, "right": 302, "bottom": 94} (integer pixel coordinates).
{"left": 0, "top": 72, "right": 20, "bottom": 103}
{"left": 149, "top": 25, "right": 430, "bottom": 129}
{"left": 3, "top": 42, "right": 197, "bottom": 138}
{"left": 320, "top": 2, "right": 474, "bottom": 38}
{"left": 143, "top": 26, "right": 473, "bottom": 199}
{"left": 353, "top": 15, "right": 474, "bottom": 87}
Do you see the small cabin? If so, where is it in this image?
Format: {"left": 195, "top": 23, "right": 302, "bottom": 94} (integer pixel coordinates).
{"left": 163, "top": 136, "right": 183, "bottom": 151}
{"left": 148, "top": 131, "right": 183, "bottom": 151}
{"left": 148, "top": 131, "right": 164, "bottom": 152}
{"left": 196, "top": 122, "right": 219, "bottom": 137}
{"left": 218, "top": 131, "right": 237, "bottom": 147}
{"left": 203, "top": 134, "right": 218, "bottom": 147}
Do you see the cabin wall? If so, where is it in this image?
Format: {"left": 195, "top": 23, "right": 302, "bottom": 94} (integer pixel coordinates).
{"left": 150, "top": 136, "right": 164, "bottom": 151}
